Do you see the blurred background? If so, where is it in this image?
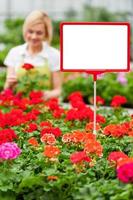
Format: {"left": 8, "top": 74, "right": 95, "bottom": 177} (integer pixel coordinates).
{"left": 0, "top": 0, "right": 133, "bottom": 107}
{"left": 0, "top": 0, "right": 133, "bottom": 66}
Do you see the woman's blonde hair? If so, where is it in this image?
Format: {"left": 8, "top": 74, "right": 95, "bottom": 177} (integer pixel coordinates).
{"left": 23, "top": 10, "right": 53, "bottom": 44}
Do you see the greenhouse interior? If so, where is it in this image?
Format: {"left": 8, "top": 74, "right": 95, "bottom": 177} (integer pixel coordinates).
{"left": 0, "top": 0, "right": 133, "bottom": 199}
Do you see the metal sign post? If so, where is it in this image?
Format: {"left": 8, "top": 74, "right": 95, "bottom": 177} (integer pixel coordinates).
{"left": 93, "top": 74, "right": 97, "bottom": 134}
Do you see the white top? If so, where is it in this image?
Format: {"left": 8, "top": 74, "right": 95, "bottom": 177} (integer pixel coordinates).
{"left": 4, "top": 42, "right": 60, "bottom": 73}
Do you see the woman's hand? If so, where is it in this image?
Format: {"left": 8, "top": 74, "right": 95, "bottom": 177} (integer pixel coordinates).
{"left": 43, "top": 71, "right": 62, "bottom": 100}
{"left": 4, "top": 76, "right": 17, "bottom": 90}
{"left": 4, "top": 66, "right": 17, "bottom": 90}
{"left": 44, "top": 89, "right": 61, "bottom": 100}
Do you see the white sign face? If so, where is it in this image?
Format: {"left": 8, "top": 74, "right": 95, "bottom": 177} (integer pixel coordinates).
{"left": 60, "top": 23, "right": 130, "bottom": 72}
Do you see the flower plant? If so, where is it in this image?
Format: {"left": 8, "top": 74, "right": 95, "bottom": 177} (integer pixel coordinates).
{"left": 15, "top": 63, "right": 49, "bottom": 96}
{"left": 62, "top": 71, "right": 133, "bottom": 108}
{"left": 0, "top": 90, "right": 133, "bottom": 200}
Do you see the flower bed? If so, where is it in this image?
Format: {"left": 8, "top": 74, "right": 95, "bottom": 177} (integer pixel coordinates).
{"left": 62, "top": 71, "right": 133, "bottom": 108}
{"left": 0, "top": 90, "right": 133, "bottom": 200}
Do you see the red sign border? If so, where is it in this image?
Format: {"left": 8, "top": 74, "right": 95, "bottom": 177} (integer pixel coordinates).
{"left": 60, "top": 22, "right": 130, "bottom": 73}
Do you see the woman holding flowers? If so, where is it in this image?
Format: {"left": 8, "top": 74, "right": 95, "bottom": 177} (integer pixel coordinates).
{"left": 4, "top": 10, "right": 61, "bottom": 100}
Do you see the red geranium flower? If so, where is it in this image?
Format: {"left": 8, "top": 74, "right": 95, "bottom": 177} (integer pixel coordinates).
{"left": 85, "top": 122, "right": 101, "bottom": 132}
{"left": 41, "top": 127, "right": 62, "bottom": 137}
{"left": 53, "top": 108, "right": 65, "bottom": 118}
{"left": 0, "top": 129, "right": 18, "bottom": 144}
{"left": 29, "top": 91, "right": 43, "bottom": 99}
{"left": 22, "top": 63, "right": 34, "bottom": 70}
{"left": 68, "top": 91, "right": 83, "bottom": 101}
{"left": 70, "top": 151, "right": 91, "bottom": 164}
{"left": 107, "top": 151, "right": 128, "bottom": 165}
{"left": 40, "top": 121, "right": 52, "bottom": 128}
{"left": 90, "top": 96, "right": 105, "bottom": 105}
{"left": 43, "top": 145, "right": 60, "bottom": 158}
{"left": 26, "top": 123, "right": 38, "bottom": 133}
{"left": 46, "top": 98, "right": 59, "bottom": 110}
{"left": 111, "top": 95, "right": 127, "bottom": 107}
{"left": 28, "top": 137, "right": 39, "bottom": 147}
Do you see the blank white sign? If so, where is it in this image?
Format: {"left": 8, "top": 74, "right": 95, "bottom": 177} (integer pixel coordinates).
{"left": 61, "top": 23, "right": 129, "bottom": 71}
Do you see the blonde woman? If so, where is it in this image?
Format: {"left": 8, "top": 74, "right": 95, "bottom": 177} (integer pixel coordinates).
{"left": 4, "top": 10, "right": 61, "bottom": 100}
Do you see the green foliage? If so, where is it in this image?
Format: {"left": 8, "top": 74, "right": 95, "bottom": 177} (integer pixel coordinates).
{"left": 0, "top": 94, "right": 133, "bottom": 199}
{"left": 15, "top": 69, "right": 49, "bottom": 96}
{"left": 0, "top": 49, "right": 10, "bottom": 68}
{"left": 0, "top": 19, "right": 24, "bottom": 66}
{"left": 83, "top": 5, "right": 129, "bottom": 22}
{"left": 0, "top": 18, "right": 24, "bottom": 46}
{"left": 52, "top": 20, "right": 60, "bottom": 48}
{"left": 0, "top": 70, "right": 6, "bottom": 91}
{"left": 62, "top": 72, "right": 133, "bottom": 107}
{"left": 62, "top": 76, "right": 93, "bottom": 102}
{"left": 73, "top": 179, "right": 133, "bottom": 200}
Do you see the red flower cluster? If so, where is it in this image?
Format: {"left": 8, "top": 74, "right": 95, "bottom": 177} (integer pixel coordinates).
{"left": 26, "top": 123, "right": 38, "bottom": 133}
{"left": 13, "top": 97, "right": 29, "bottom": 110}
{"left": 41, "top": 133, "right": 56, "bottom": 145}
{"left": 29, "top": 91, "right": 44, "bottom": 105}
{"left": 96, "top": 114, "right": 106, "bottom": 124}
{"left": 46, "top": 98, "right": 59, "bottom": 110}
{"left": 46, "top": 98, "right": 65, "bottom": 118}
{"left": 0, "top": 129, "right": 17, "bottom": 144}
{"left": 53, "top": 108, "right": 65, "bottom": 118}
{"left": 90, "top": 96, "right": 105, "bottom": 106}
{"left": 0, "top": 109, "right": 24, "bottom": 128}
{"left": 70, "top": 151, "right": 91, "bottom": 164}
{"left": 85, "top": 122, "right": 101, "bottom": 132}
{"left": 68, "top": 91, "right": 83, "bottom": 101}
{"left": 41, "top": 127, "right": 62, "bottom": 138}
{"left": 40, "top": 121, "right": 52, "bottom": 128}
{"left": 0, "top": 90, "right": 44, "bottom": 115}
{"left": 84, "top": 139, "right": 103, "bottom": 157}
{"left": 0, "top": 108, "right": 40, "bottom": 128}
{"left": 0, "top": 89, "right": 15, "bottom": 106}
{"left": 68, "top": 91, "right": 86, "bottom": 109}
{"left": 43, "top": 145, "right": 60, "bottom": 158}
{"left": 28, "top": 137, "right": 39, "bottom": 147}
{"left": 22, "top": 63, "right": 34, "bottom": 70}
{"left": 107, "top": 151, "right": 128, "bottom": 166}
{"left": 66, "top": 107, "right": 93, "bottom": 121}
{"left": 110, "top": 95, "right": 127, "bottom": 107}
{"left": 103, "top": 121, "right": 133, "bottom": 137}
{"left": 108, "top": 151, "right": 133, "bottom": 184}
{"left": 62, "top": 129, "right": 103, "bottom": 158}
{"left": 66, "top": 92, "right": 106, "bottom": 123}
{"left": 24, "top": 109, "right": 40, "bottom": 121}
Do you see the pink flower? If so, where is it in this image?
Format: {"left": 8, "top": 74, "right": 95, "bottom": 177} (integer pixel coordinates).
{"left": 117, "top": 72, "right": 127, "bottom": 85}
{"left": 117, "top": 162, "right": 133, "bottom": 183}
{"left": 0, "top": 142, "right": 21, "bottom": 160}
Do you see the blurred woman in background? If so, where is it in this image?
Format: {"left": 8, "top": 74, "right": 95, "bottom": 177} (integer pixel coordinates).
{"left": 4, "top": 10, "right": 62, "bottom": 100}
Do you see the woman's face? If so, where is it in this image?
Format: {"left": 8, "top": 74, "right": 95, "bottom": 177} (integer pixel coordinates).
{"left": 25, "top": 23, "right": 45, "bottom": 48}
